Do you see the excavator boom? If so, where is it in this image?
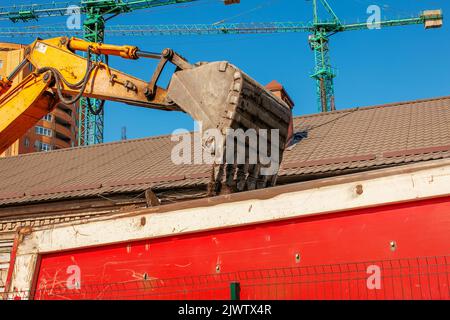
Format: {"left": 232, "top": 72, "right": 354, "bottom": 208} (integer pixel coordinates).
{"left": 0, "top": 37, "right": 292, "bottom": 194}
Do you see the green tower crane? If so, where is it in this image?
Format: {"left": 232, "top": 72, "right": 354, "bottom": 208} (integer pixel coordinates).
{"left": 0, "top": 1, "right": 443, "bottom": 115}
{"left": 307, "top": 0, "right": 442, "bottom": 112}
{"left": 310, "top": 0, "right": 339, "bottom": 113}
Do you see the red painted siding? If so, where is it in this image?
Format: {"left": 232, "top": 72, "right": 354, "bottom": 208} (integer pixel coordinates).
{"left": 33, "top": 196, "right": 450, "bottom": 300}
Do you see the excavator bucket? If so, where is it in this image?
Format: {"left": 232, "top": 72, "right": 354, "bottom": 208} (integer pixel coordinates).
{"left": 167, "top": 61, "right": 292, "bottom": 194}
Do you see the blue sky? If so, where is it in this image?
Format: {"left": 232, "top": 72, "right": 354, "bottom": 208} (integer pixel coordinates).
{"left": 1, "top": 0, "right": 449, "bottom": 142}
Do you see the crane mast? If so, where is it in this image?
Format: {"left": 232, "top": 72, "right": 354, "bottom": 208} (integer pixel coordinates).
{"left": 307, "top": 0, "right": 443, "bottom": 112}
{"left": 81, "top": 0, "right": 105, "bottom": 146}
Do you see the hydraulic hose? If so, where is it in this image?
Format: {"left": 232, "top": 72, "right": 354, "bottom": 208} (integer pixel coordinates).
{"left": 35, "top": 47, "right": 97, "bottom": 106}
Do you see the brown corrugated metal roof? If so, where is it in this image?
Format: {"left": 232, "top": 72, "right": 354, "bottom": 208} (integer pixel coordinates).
{"left": 0, "top": 95, "right": 449, "bottom": 207}
{"left": 281, "top": 95, "right": 450, "bottom": 177}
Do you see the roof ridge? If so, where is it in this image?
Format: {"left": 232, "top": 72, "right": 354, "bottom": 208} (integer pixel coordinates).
{"left": 1, "top": 95, "right": 449, "bottom": 162}
{"left": 0, "top": 131, "right": 177, "bottom": 161}
{"left": 295, "top": 95, "right": 450, "bottom": 120}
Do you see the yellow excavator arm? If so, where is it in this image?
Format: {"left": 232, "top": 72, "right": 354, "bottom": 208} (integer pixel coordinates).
{"left": 0, "top": 37, "right": 292, "bottom": 194}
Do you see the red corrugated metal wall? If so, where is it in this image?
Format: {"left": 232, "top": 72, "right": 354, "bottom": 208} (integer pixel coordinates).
{"left": 32, "top": 196, "right": 450, "bottom": 300}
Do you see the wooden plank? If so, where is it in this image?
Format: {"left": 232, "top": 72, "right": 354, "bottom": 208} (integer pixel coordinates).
{"left": 0, "top": 239, "right": 13, "bottom": 247}
{"left": 0, "top": 252, "right": 10, "bottom": 263}
{"left": 0, "top": 263, "right": 10, "bottom": 270}
{"left": 0, "top": 241, "right": 13, "bottom": 253}
{"left": 0, "top": 268, "right": 7, "bottom": 283}
{"left": 0, "top": 242, "right": 13, "bottom": 246}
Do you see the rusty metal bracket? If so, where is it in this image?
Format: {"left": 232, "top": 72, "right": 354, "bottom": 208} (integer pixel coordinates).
{"left": 145, "top": 189, "right": 160, "bottom": 207}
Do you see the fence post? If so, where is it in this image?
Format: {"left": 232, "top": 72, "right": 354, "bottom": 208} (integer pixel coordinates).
{"left": 230, "top": 282, "right": 240, "bottom": 300}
